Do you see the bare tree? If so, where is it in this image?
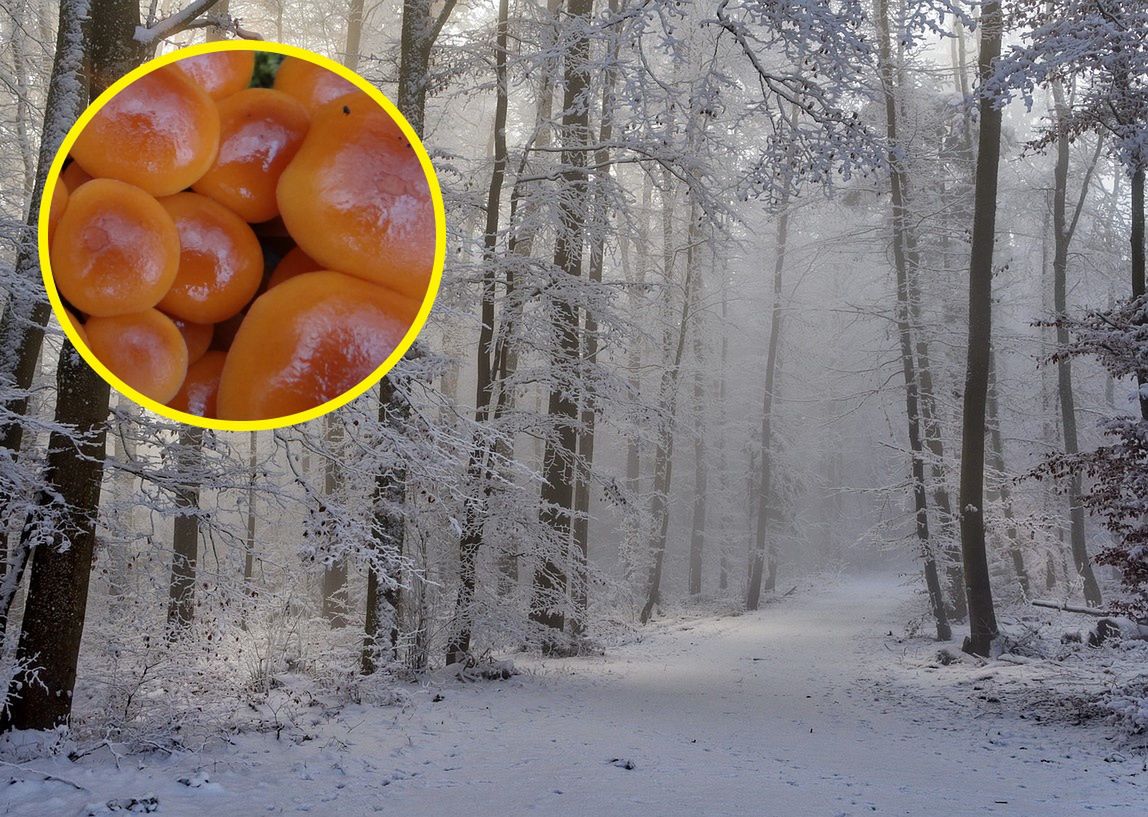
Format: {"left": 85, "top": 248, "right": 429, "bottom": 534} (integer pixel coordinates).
{"left": 530, "top": 0, "right": 594, "bottom": 650}
{"left": 957, "top": 0, "right": 1004, "bottom": 657}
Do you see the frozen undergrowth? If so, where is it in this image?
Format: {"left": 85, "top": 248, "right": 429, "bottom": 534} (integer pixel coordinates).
{"left": 883, "top": 593, "right": 1148, "bottom": 755}
{"left": 2, "top": 574, "right": 1144, "bottom": 816}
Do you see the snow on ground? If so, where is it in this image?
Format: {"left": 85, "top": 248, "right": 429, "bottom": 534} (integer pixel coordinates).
{"left": 2, "top": 574, "right": 1144, "bottom": 816}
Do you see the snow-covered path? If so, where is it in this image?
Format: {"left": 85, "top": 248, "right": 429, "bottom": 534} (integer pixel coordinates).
{"left": 4, "top": 575, "right": 1142, "bottom": 816}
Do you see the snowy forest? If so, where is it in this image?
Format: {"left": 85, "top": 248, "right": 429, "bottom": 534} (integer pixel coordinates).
{"left": 1, "top": 0, "right": 1147, "bottom": 814}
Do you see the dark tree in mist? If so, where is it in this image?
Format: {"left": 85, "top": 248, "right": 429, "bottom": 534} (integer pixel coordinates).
{"left": 530, "top": 0, "right": 594, "bottom": 650}
{"left": 2, "top": 0, "right": 143, "bottom": 731}
{"left": 958, "top": 0, "right": 1003, "bottom": 657}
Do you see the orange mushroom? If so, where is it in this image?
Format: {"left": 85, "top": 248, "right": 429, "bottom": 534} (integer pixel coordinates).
{"left": 47, "top": 179, "right": 69, "bottom": 244}
{"left": 174, "top": 50, "right": 255, "bottom": 100}
{"left": 276, "top": 97, "right": 435, "bottom": 300}
{"left": 157, "top": 192, "right": 264, "bottom": 324}
{"left": 50, "top": 178, "right": 180, "bottom": 317}
{"left": 71, "top": 65, "right": 220, "bottom": 196}
{"left": 273, "top": 57, "right": 361, "bottom": 115}
{"left": 216, "top": 271, "right": 418, "bottom": 420}
{"left": 85, "top": 309, "right": 189, "bottom": 404}
{"left": 193, "top": 88, "right": 310, "bottom": 223}
{"left": 170, "top": 316, "right": 214, "bottom": 364}
{"left": 266, "top": 246, "right": 320, "bottom": 289}
{"left": 169, "top": 350, "right": 227, "bottom": 417}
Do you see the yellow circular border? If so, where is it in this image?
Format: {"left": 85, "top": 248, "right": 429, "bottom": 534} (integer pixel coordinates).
{"left": 39, "top": 40, "right": 445, "bottom": 432}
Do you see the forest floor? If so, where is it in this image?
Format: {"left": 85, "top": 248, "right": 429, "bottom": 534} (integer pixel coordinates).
{"left": 3, "top": 573, "right": 1146, "bottom": 816}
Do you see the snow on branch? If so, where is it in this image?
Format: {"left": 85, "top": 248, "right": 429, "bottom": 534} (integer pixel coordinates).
{"left": 134, "top": 0, "right": 224, "bottom": 46}
{"left": 184, "top": 15, "right": 264, "bottom": 41}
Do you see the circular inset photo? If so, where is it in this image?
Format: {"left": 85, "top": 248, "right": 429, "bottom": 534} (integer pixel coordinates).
{"left": 40, "top": 42, "right": 444, "bottom": 430}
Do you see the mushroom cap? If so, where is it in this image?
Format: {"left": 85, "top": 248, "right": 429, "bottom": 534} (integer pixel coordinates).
{"left": 50, "top": 178, "right": 180, "bottom": 317}
{"left": 85, "top": 308, "right": 189, "bottom": 404}
{"left": 276, "top": 97, "right": 435, "bottom": 300}
{"left": 217, "top": 270, "right": 418, "bottom": 420}
{"left": 72, "top": 66, "right": 221, "bottom": 196}
{"left": 174, "top": 51, "right": 255, "bottom": 100}
{"left": 193, "top": 88, "right": 311, "bottom": 223}
{"left": 157, "top": 192, "right": 264, "bottom": 324}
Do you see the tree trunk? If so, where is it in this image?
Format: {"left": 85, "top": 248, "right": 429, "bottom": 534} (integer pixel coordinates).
{"left": 639, "top": 243, "right": 699, "bottom": 624}
{"left": 1132, "top": 167, "right": 1147, "bottom": 420}
{"left": 366, "top": 0, "right": 457, "bottom": 667}
{"left": 571, "top": 0, "right": 621, "bottom": 631}
{"left": 1, "top": 0, "right": 147, "bottom": 733}
{"left": 445, "top": 0, "right": 509, "bottom": 664}
{"left": 1050, "top": 86, "right": 1102, "bottom": 606}
{"left": 622, "top": 173, "right": 653, "bottom": 584}
{"left": 986, "top": 350, "right": 1030, "bottom": 596}
{"left": 321, "top": 417, "right": 348, "bottom": 627}
{"left": 687, "top": 320, "right": 708, "bottom": 597}
{"left": 0, "top": 0, "right": 90, "bottom": 498}
{"left": 243, "top": 431, "right": 257, "bottom": 587}
{"left": 716, "top": 241, "right": 730, "bottom": 592}
{"left": 907, "top": 255, "right": 964, "bottom": 618}
{"left": 204, "top": 0, "right": 228, "bottom": 40}
{"left": 396, "top": 0, "right": 456, "bottom": 135}
{"left": 166, "top": 427, "right": 203, "bottom": 635}
{"left": 876, "top": 0, "right": 950, "bottom": 639}
{"left": 957, "top": 0, "right": 1003, "bottom": 657}
{"left": 363, "top": 397, "right": 405, "bottom": 674}
{"left": 1, "top": 355, "right": 109, "bottom": 733}
{"left": 746, "top": 195, "right": 788, "bottom": 612}
{"left": 344, "top": 0, "right": 364, "bottom": 70}
{"left": 530, "top": 0, "right": 594, "bottom": 651}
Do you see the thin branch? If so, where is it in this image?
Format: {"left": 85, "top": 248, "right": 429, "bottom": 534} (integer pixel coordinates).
{"left": 185, "top": 15, "right": 264, "bottom": 40}
{"left": 1066, "top": 136, "right": 1105, "bottom": 243}
{"left": 134, "top": 0, "right": 223, "bottom": 45}
{"left": 428, "top": 0, "right": 460, "bottom": 46}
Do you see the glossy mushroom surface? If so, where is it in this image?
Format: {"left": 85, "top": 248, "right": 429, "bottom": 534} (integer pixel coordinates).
{"left": 217, "top": 271, "right": 418, "bottom": 420}
{"left": 194, "top": 88, "right": 311, "bottom": 223}
{"left": 169, "top": 350, "right": 227, "bottom": 417}
{"left": 277, "top": 97, "right": 434, "bottom": 299}
{"left": 273, "top": 57, "right": 360, "bottom": 114}
{"left": 157, "top": 192, "right": 264, "bottom": 324}
{"left": 51, "top": 178, "right": 180, "bottom": 317}
{"left": 85, "top": 309, "right": 189, "bottom": 404}
{"left": 71, "top": 66, "right": 220, "bottom": 196}
{"left": 174, "top": 51, "right": 256, "bottom": 100}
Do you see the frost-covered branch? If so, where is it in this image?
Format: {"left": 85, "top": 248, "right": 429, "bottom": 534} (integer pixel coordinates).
{"left": 133, "top": 0, "right": 224, "bottom": 46}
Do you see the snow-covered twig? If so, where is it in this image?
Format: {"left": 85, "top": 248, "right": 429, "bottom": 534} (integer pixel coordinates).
{"left": 184, "top": 15, "right": 264, "bottom": 40}
{"left": 0, "top": 759, "right": 88, "bottom": 792}
{"left": 133, "top": 0, "right": 223, "bottom": 46}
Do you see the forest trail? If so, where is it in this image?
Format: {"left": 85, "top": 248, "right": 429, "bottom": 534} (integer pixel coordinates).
{"left": 5, "top": 575, "right": 1141, "bottom": 816}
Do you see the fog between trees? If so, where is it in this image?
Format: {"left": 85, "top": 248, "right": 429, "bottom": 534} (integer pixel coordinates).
{"left": 0, "top": 0, "right": 1144, "bottom": 757}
